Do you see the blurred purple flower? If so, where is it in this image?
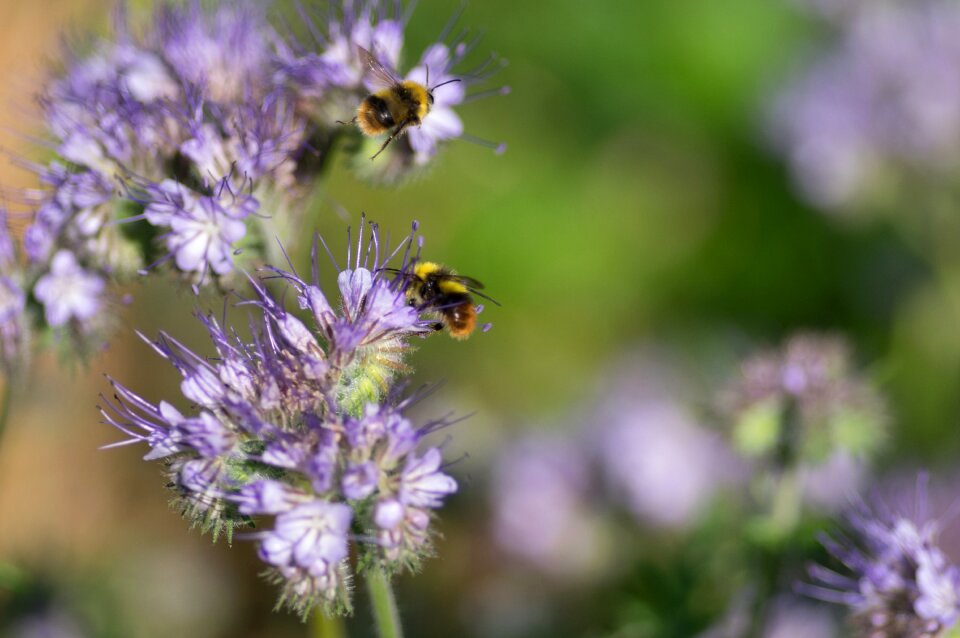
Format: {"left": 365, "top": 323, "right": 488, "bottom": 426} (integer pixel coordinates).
{"left": 33, "top": 251, "right": 105, "bottom": 329}
{"left": 770, "top": 1, "right": 960, "bottom": 210}
{"left": 157, "top": 1, "right": 274, "bottom": 103}
{"left": 491, "top": 435, "right": 608, "bottom": 579}
{"left": 598, "top": 397, "right": 740, "bottom": 528}
{"left": 724, "top": 333, "right": 886, "bottom": 470}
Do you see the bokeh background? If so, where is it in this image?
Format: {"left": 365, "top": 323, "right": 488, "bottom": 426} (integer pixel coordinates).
{"left": 2, "top": 0, "right": 959, "bottom": 636}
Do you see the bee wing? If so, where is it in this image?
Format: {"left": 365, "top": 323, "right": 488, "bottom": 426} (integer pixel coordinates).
{"left": 357, "top": 45, "right": 402, "bottom": 89}
{"left": 442, "top": 274, "right": 502, "bottom": 306}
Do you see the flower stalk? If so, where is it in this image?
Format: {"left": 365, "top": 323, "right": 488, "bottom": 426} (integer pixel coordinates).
{"left": 367, "top": 567, "right": 404, "bottom": 638}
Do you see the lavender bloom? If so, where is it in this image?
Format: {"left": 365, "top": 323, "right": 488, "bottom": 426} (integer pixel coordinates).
{"left": 33, "top": 251, "right": 104, "bottom": 329}
{"left": 490, "top": 435, "right": 609, "bottom": 580}
{"left": 770, "top": 1, "right": 960, "bottom": 211}
{"left": 156, "top": 2, "right": 274, "bottom": 103}
{"left": 723, "top": 333, "right": 886, "bottom": 471}
{"left": 803, "top": 478, "right": 960, "bottom": 637}
{"left": 142, "top": 179, "right": 255, "bottom": 280}
{"left": 598, "top": 396, "right": 740, "bottom": 529}
{"left": 101, "top": 220, "right": 472, "bottom": 617}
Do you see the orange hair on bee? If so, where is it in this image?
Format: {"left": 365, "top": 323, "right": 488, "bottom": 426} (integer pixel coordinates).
{"left": 443, "top": 300, "right": 477, "bottom": 340}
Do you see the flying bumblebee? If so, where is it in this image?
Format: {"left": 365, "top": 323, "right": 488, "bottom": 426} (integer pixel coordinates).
{"left": 348, "top": 45, "right": 460, "bottom": 159}
{"left": 389, "top": 262, "right": 499, "bottom": 340}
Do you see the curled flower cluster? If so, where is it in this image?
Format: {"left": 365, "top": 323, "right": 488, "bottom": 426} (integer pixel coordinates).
{"left": 770, "top": 0, "right": 960, "bottom": 211}
{"left": 723, "top": 333, "right": 886, "bottom": 470}
{"left": 100, "top": 221, "right": 469, "bottom": 616}
{"left": 2, "top": 0, "right": 503, "bottom": 363}
{"left": 804, "top": 482, "right": 960, "bottom": 637}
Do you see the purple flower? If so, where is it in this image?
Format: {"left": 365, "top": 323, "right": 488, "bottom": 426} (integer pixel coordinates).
{"left": 770, "top": 0, "right": 960, "bottom": 210}
{"left": 803, "top": 476, "right": 960, "bottom": 636}
{"left": 102, "top": 219, "right": 472, "bottom": 615}
{"left": 723, "top": 333, "right": 887, "bottom": 468}
{"left": 157, "top": 183, "right": 254, "bottom": 279}
{"left": 342, "top": 462, "right": 379, "bottom": 500}
{"left": 397, "top": 448, "right": 457, "bottom": 509}
{"left": 33, "top": 251, "right": 105, "bottom": 328}
{"left": 490, "top": 435, "right": 608, "bottom": 579}
{"left": 278, "top": 1, "right": 406, "bottom": 93}
{"left": 157, "top": 1, "right": 274, "bottom": 103}
{"left": 15, "top": 1, "right": 314, "bottom": 360}
{"left": 598, "top": 397, "right": 739, "bottom": 528}
{"left": 259, "top": 500, "right": 352, "bottom": 573}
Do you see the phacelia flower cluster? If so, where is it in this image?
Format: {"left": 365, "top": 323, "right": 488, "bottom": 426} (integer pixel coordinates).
{"left": 5, "top": 0, "right": 502, "bottom": 363}
{"left": 804, "top": 479, "right": 960, "bottom": 637}
{"left": 770, "top": 0, "right": 960, "bottom": 211}
{"left": 100, "top": 220, "right": 471, "bottom": 617}
{"left": 723, "top": 333, "right": 886, "bottom": 472}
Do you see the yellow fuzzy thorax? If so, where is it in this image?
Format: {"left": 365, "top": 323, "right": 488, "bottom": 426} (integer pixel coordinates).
{"left": 401, "top": 81, "right": 431, "bottom": 120}
{"left": 414, "top": 262, "right": 468, "bottom": 294}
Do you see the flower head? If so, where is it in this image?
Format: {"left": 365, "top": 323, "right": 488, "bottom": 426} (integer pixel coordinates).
{"left": 33, "top": 251, "right": 105, "bottom": 329}
{"left": 723, "top": 333, "right": 886, "bottom": 468}
{"left": 770, "top": 0, "right": 960, "bottom": 211}
{"left": 101, "top": 220, "right": 472, "bottom": 616}
{"left": 803, "top": 476, "right": 960, "bottom": 636}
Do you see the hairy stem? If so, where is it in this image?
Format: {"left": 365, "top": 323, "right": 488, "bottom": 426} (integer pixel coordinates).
{"left": 311, "top": 612, "right": 346, "bottom": 638}
{"left": 367, "top": 567, "right": 403, "bottom": 638}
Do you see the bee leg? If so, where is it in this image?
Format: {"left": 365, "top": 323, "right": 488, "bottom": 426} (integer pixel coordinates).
{"left": 432, "top": 322, "right": 444, "bottom": 332}
{"left": 370, "top": 121, "right": 411, "bottom": 159}
{"left": 335, "top": 117, "right": 358, "bottom": 126}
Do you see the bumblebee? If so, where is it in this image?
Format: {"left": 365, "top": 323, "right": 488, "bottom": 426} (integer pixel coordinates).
{"left": 349, "top": 46, "right": 460, "bottom": 159}
{"left": 394, "top": 262, "right": 499, "bottom": 340}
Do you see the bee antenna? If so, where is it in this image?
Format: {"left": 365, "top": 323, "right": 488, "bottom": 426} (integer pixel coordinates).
{"left": 430, "top": 78, "right": 462, "bottom": 91}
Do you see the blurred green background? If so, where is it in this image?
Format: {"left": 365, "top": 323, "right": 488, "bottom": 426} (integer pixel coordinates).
{"left": 2, "top": 0, "right": 958, "bottom": 636}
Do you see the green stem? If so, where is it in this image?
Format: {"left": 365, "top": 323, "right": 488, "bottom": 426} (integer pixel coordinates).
{"left": 770, "top": 467, "right": 801, "bottom": 534}
{"left": 310, "top": 612, "right": 347, "bottom": 638}
{"left": 367, "top": 567, "right": 403, "bottom": 638}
